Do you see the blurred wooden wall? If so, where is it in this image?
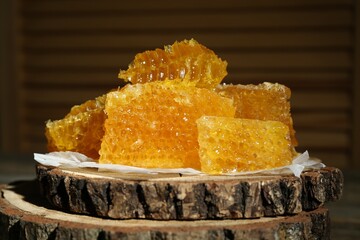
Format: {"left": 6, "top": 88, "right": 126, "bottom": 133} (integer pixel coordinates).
{"left": 1, "top": 0, "right": 359, "bottom": 169}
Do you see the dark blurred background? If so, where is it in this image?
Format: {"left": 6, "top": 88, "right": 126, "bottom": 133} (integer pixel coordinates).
{"left": 0, "top": 0, "right": 360, "bottom": 237}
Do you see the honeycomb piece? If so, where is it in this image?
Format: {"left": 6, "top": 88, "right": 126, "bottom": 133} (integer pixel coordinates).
{"left": 216, "top": 82, "right": 297, "bottom": 146}
{"left": 118, "top": 39, "right": 228, "bottom": 88}
{"left": 99, "top": 80, "right": 235, "bottom": 169}
{"left": 45, "top": 95, "right": 106, "bottom": 159}
{"left": 197, "top": 116, "right": 293, "bottom": 174}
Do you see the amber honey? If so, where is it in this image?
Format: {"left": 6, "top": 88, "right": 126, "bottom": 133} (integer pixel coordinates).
{"left": 118, "top": 39, "right": 228, "bottom": 89}
{"left": 197, "top": 116, "right": 293, "bottom": 174}
{"left": 216, "top": 83, "right": 297, "bottom": 146}
{"left": 99, "top": 80, "right": 235, "bottom": 169}
{"left": 45, "top": 95, "right": 106, "bottom": 159}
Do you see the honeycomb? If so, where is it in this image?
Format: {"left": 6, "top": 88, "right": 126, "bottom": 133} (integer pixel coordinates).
{"left": 118, "top": 39, "right": 228, "bottom": 88}
{"left": 45, "top": 95, "right": 106, "bottom": 159}
{"left": 99, "top": 80, "right": 235, "bottom": 169}
{"left": 216, "top": 82, "right": 297, "bottom": 146}
{"left": 197, "top": 116, "right": 293, "bottom": 174}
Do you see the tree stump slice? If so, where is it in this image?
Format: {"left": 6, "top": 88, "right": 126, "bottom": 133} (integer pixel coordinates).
{"left": 0, "top": 181, "right": 331, "bottom": 240}
{"left": 35, "top": 164, "right": 343, "bottom": 220}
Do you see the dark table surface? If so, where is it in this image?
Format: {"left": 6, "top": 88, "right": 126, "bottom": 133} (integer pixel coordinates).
{"left": 1, "top": 153, "right": 359, "bottom": 239}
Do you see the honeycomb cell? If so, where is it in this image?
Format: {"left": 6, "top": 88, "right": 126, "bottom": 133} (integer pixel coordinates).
{"left": 216, "top": 82, "right": 297, "bottom": 146}
{"left": 45, "top": 94, "right": 106, "bottom": 159}
{"left": 197, "top": 116, "right": 293, "bottom": 174}
{"left": 99, "top": 80, "right": 235, "bottom": 169}
{"left": 118, "top": 39, "right": 228, "bottom": 88}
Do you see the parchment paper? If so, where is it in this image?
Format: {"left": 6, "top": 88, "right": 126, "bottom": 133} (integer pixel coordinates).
{"left": 34, "top": 151, "right": 325, "bottom": 177}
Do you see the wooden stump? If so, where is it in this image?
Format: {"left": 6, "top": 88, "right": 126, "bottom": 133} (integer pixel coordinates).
{"left": 0, "top": 180, "right": 331, "bottom": 240}
{"left": 36, "top": 164, "right": 343, "bottom": 220}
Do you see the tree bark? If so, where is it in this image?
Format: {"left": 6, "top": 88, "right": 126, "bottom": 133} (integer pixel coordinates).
{"left": 0, "top": 181, "right": 331, "bottom": 240}
{"left": 35, "top": 165, "right": 343, "bottom": 220}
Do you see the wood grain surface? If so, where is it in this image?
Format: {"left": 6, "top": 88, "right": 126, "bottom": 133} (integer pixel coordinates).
{"left": 36, "top": 165, "right": 343, "bottom": 220}
{"left": 0, "top": 180, "right": 331, "bottom": 240}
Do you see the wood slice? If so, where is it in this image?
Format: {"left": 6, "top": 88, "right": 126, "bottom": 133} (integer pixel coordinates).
{"left": 0, "top": 180, "right": 330, "bottom": 240}
{"left": 35, "top": 164, "right": 343, "bottom": 220}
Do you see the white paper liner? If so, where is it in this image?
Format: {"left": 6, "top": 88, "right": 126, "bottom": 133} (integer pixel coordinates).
{"left": 34, "top": 151, "right": 325, "bottom": 177}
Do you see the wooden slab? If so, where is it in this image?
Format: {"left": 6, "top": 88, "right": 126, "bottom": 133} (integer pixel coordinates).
{"left": 36, "top": 165, "right": 343, "bottom": 220}
{"left": 0, "top": 180, "right": 330, "bottom": 240}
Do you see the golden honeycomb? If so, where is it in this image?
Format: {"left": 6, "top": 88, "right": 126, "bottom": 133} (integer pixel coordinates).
{"left": 197, "top": 116, "right": 293, "bottom": 174}
{"left": 216, "top": 82, "right": 297, "bottom": 146}
{"left": 99, "top": 80, "right": 235, "bottom": 169}
{"left": 118, "top": 39, "right": 228, "bottom": 88}
{"left": 45, "top": 95, "right": 106, "bottom": 159}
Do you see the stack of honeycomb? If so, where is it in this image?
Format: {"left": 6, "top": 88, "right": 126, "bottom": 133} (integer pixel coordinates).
{"left": 45, "top": 39, "right": 297, "bottom": 174}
